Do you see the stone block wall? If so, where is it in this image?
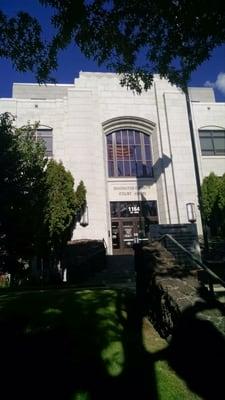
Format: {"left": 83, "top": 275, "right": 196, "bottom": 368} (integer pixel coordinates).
{"left": 139, "top": 242, "right": 225, "bottom": 339}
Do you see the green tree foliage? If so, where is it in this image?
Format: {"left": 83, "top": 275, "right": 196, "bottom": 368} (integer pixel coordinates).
{"left": 1, "top": 2, "right": 225, "bottom": 91}
{"left": 0, "top": 113, "right": 86, "bottom": 280}
{"left": 201, "top": 173, "right": 220, "bottom": 222}
{"left": 42, "top": 160, "right": 86, "bottom": 261}
{"left": 0, "top": 10, "right": 56, "bottom": 82}
{"left": 201, "top": 172, "right": 225, "bottom": 237}
{"left": 0, "top": 113, "right": 47, "bottom": 272}
{"left": 218, "top": 174, "right": 225, "bottom": 234}
{"left": 218, "top": 174, "right": 225, "bottom": 211}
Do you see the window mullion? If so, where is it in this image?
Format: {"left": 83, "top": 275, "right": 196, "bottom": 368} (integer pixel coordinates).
{"left": 141, "top": 133, "right": 146, "bottom": 165}
{"left": 211, "top": 132, "right": 216, "bottom": 155}
{"left": 128, "top": 129, "right": 131, "bottom": 176}
{"left": 113, "top": 132, "right": 117, "bottom": 177}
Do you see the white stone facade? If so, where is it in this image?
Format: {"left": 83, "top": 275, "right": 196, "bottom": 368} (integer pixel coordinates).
{"left": 0, "top": 72, "right": 224, "bottom": 254}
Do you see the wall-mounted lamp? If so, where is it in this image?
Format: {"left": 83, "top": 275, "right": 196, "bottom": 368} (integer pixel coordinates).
{"left": 80, "top": 205, "right": 89, "bottom": 227}
{"left": 186, "top": 202, "right": 196, "bottom": 223}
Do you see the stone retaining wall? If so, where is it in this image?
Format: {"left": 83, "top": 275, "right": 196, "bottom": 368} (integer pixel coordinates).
{"left": 139, "top": 242, "right": 225, "bottom": 339}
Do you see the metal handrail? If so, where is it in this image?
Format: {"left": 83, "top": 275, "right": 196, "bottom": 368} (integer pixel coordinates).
{"left": 158, "top": 234, "right": 225, "bottom": 292}
{"left": 123, "top": 238, "right": 149, "bottom": 243}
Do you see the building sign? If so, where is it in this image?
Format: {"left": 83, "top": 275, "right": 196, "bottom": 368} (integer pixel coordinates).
{"left": 108, "top": 182, "right": 157, "bottom": 201}
{"left": 128, "top": 205, "right": 140, "bottom": 214}
{"left": 113, "top": 185, "right": 147, "bottom": 197}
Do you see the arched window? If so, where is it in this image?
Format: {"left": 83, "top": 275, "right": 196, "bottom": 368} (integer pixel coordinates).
{"left": 107, "top": 129, "right": 153, "bottom": 177}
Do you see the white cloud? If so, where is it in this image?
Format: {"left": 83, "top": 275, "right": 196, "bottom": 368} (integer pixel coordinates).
{"left": 204, "top": 72, "right": 225, "bottom": 95}
{"left": 204, "top": 80, "right": 214, "bottom": 88}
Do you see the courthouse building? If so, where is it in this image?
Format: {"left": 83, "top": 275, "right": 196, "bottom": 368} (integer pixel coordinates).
{"left": 0, "top": 72, "right": 225, "bottom": 254}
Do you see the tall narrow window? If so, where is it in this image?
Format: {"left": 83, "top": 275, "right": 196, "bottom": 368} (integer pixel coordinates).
{"left": 107, "top": 129, "right": 153, "bottom": 177}
{"left": 36, "top": 128, "right": 53, "bottom": 157}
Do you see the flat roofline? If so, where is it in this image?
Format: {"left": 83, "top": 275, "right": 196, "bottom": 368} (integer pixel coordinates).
{"left": 192, "top": 101, "right": 225, "bottom": 105}
{"left": 188, "top": 86, "right": 213, "bottom": 89}
{"left": 13, "top": 83, "right": 74, "bottom": 87}
{"left": 0, "top": 98, "right": 17, "bottom": 101}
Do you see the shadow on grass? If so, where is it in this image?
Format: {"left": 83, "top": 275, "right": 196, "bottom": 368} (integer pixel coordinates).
{"left": 0, "top": 288, "right": 225, "bottom": 400}
{"left": 116, "top": 291, "right": 158, "bottom": 399}
{"left": 163, "top": 299, "right": 225, "bottom": 400}
{"left": 0, "top": 289, "right": 158, "bottom": 400}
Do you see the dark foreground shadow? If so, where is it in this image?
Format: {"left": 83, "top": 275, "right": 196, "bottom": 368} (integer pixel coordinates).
{"left": 164, "top": 300, "right": 225, "bottom": 400}
{"left": 0, "top": 289, "right": 157, "bottom": 400}
{"left": 0, "top": 288, "right": 225, "bottom": 400}
{"left": 116, "top": 292, "right": 158, "bottom": 399}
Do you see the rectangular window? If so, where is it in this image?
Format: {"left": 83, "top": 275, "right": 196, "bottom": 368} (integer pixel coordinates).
{"left": 199, "top": 130, "right": 225, "bottom": 156}
{"left": 110, "top": 201, "right": 158, "bottom": 221}
{"left": 37, "top": 129, "right": 53, "bottom": 157}
{"left": 110, "top": 202, "right": 119, "bottom": 218}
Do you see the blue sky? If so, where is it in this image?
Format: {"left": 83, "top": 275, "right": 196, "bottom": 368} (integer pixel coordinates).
{"left": 0, "top": 0, "right": 225, "bottom": 101}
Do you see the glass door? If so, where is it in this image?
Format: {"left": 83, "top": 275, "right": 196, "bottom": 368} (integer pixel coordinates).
{"left": 111, "top": 221, "right": 121, "bottom": 254}
{"left": 111, "top": 219, "right": 136, "bottom": 255}
{"left": 121, "top": 220, "right": 135, "bottom": 254}
{"left": 110, "top": 200, "right": 158, "bottom": 254}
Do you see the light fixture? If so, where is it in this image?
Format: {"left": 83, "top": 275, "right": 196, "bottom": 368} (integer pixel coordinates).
{"left": 80, "top": 205, "right": 89, "bottom": 226}
{"left": 186, "top": 202, "right": 196, "bottom": 223}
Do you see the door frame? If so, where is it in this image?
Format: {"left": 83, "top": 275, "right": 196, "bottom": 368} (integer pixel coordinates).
{"left": 110, "top": 200, "right": 158, "bottom": 255}
{"left": 111, "top": 217, "right": 146, "bottom": 255}
{"left": 111, "top": 218, "right": 135, "bottom": 255}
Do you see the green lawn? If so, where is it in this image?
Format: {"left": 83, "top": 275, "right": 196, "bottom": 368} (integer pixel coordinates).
{"left": 0, "top": 288, "right": 200, "bottom": 400}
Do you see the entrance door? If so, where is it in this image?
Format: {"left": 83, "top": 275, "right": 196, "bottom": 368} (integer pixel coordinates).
{"left": 111, "top": 221, "right": 121, "bottom": 252}
{"left": 110, "top": 201, "right": 158, "bottom": 255}
{"left": 121, "top": 220, "right": 135, "bottom": 254}
{"left": 111, "top": 219, "right": 137, "bottom": 255}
